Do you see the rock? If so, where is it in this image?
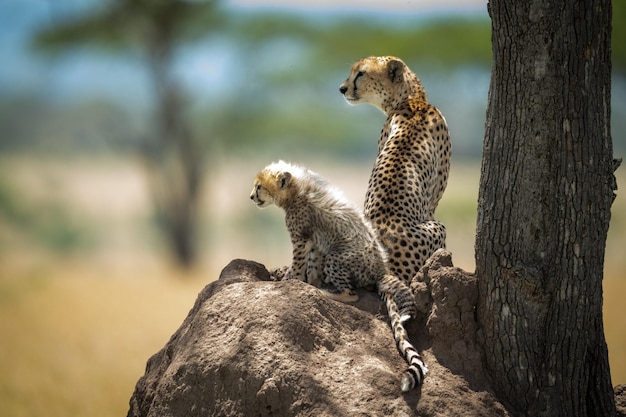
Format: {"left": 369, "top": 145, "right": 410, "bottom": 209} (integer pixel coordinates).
{"left": 128, "top": 257, "right": 509, "bottom": 417}
{"left": 420, "top": 249, "right": 483, "bottom": 383}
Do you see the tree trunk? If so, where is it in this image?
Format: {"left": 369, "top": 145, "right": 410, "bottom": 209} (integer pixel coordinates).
{"left": 143, "top": 39, "right": 203, "bottom": 269}
{"left": 476, "top": 1, "right": 617, "bottom": 416}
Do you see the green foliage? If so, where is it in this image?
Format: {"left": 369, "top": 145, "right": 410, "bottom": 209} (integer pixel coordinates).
{"left": 33, "top": 0, "right": 223, "bottom": 54}
{"left": 230, "top": 13, "right": 492, "bottom": 72}
{"left": 322, "top": 18, "right": 491, "bottom": 69}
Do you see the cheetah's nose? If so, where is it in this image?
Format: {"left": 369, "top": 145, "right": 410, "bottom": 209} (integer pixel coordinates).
{"left": 339, "top": 85, "right": 347, "bottom": 95}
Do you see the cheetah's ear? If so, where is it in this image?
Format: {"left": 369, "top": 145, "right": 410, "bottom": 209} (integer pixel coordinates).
{"left": 279, "top": 172, "right": 292, "bottom": 189}
{"left": 387, "top": 59, "right": 404, "bottom": 83}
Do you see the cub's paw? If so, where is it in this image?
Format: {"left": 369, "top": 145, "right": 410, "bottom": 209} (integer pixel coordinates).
{"left": 321, "top": 288, "right": 359, "bottom": 303}
{"left": 269, "top": 265, "right": 291, "bottom": 281}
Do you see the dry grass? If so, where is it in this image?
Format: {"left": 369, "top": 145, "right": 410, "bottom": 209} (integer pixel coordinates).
{"left": 0, "top": 156, "right": 624, "bottom": 417}
{"left": 0, "top": 253, "right": 210, "bottom": 417}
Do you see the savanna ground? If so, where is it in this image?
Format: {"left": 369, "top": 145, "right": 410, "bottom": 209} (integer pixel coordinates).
{"left": 0, "top": 154, "right": 624, "bottom": 417}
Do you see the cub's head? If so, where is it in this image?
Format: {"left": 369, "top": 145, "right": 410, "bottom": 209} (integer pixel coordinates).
{"left": 250, "top": 161, "right": 301, "bottom": 209}
{"left": 339, "top": 56, "right": 422, "bottom": 112}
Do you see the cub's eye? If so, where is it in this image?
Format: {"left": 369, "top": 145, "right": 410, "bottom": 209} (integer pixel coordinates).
{"left": 356, "top": 71, "right": 364, "bottom": 78}
{"left": 256, "top": 184, "right": 261, "bottom": 191}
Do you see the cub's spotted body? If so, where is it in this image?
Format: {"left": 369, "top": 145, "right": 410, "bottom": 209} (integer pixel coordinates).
{"left": 340, "top": 56, "right": 451, "bottom": 283}
{"left": 250, "top": 161, "right": 428, "bottom": 391}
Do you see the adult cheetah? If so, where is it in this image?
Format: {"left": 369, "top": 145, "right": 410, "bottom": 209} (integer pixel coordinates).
{"left": 339, "top": 56, "right": 451, "bottom": 283}
{"left": 250, "top": 161, "right": 428, "bottom": 391}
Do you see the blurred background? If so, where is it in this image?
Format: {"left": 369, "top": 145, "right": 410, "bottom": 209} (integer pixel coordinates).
{"left": 0, "top": 0, "right": 624, "bottom": 416}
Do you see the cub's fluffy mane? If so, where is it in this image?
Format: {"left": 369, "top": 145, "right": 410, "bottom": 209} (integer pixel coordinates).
{"left": 262, "top": 161, "right": 370, "bottom": 235}
{"left": 266, "top": 161, "right": 356, "bottom": 211}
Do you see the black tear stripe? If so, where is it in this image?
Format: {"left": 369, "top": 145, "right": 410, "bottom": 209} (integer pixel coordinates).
{"left": 353, "top": 71, "right": 363, "bottom": 94}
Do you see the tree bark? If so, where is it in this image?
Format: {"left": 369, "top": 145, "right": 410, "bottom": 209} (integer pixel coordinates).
{"left": 476, "top": 1, "right": 617, "bottom": 416}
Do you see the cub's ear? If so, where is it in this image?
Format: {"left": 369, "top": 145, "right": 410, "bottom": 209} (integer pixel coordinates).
{"left": 387, "top": 59, "right": 404, "bottom": 83}
{"left": 279, "top": 172, "right": 292, "bottom": 189}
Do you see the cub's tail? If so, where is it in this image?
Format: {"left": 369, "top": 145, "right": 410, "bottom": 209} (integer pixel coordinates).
{"left": 378, "top": 274, "right": 428, "bottom": 392}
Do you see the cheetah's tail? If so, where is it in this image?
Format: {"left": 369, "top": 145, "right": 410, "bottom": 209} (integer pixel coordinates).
{"left": 379, "top": 289, "right": 428, "bottom": 392}
{"left": 378, "top": 274, "right": 416, "bottom": 322}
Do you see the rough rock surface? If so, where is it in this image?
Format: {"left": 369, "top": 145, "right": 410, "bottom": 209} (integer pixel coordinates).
{"left": 128, "top": 250, "right": 509, "bottom": 417}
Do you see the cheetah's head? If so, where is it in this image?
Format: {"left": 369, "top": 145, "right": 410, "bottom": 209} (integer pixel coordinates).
{"left": 339, "top": 56, "right": 408, "bottom": 111}
{"left": 340, "top": 56, "right": 427, "bottom": 114}
{"left": 250, "top": 161, "right": 300, "bottom": 209}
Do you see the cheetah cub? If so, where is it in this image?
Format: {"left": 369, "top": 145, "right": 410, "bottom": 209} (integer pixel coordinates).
{"left": 250, "top": 160, "right": 428, "bottom": 391}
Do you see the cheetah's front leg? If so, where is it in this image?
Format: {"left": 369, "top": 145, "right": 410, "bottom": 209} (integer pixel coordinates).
{"left": 289, "top": 237, "right": 311, "bottom": 282}
{"left": 304, "top": 243, "right": 324, "bottom": 288}
{"left": 275, "top": 241, "right": 323, "bottom": 284}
